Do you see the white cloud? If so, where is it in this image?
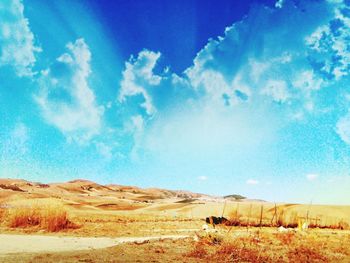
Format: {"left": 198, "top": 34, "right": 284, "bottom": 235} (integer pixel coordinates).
{"left": 10, "top": 122, "right": 29, "bottom": 155}
{"left": 35, "top": 38, "right": 104, "bottom": 143}
{"left": 119, "top": 0, "right": 350, "bottom": 171}
{"left": 129, "top": 114, "right": 145, "bottom": 160}
{"left": 292, "top": 70, "right": 323, "bottom": 91}
{"left": 249, "top": 59, "right": 270, "bottom": 83}
{"left": 95, "top": 142, "right": 112, "bottom": 160}
{"left": 306, "top": 5, "right": 350, "bottom": 80}
{"left": 0, "top": 0, "right": 40, "bottom": 76}
{"left": 1, "top": 123, "right": 29, "bottom": 159}
{"left": 125, "top": 0, "right": 323, "bottom": 163}
{"left": 131, "top": 115, "right": 144, "bottom": 132}
{"left": 197, "top": 176, "right": 208, "bottom": 181}
{"left": 118, "top": 50, "right": 162, "bottom": 116}
{"left": 306, "top": 173, "right": 319, "bottom": 181}
{"left": 246, "top": 179, "right": 259, "bottom": 185}
{"left": 275, "top": 0, "right": 285, "bottom": 9}
{"left": 261, "top": 80, "right": 290, "bottom": 103}
{"left": 336, "top": 112, "right": 350, "bottom": 144}
{"left": 144, "top": 101, "right": 276, "bottom": 161}
{"left": 106, "top": 101, "right": 112, "bottom": 109}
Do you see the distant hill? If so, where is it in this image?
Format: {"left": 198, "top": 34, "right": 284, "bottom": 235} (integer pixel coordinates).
{"left": 0, "top": 178, "right": 267, "bottom": 213}
{"left": 0, "top": 178, "right": 218, "bottom": 207}
{"left": 224, "top": 194, "right": 246, "bottom": 200}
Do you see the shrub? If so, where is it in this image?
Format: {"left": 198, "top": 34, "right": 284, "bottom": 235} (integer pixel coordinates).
{"left": 276, "top": 231, "right": 296, "bottom": 245}
{"left": 0, "top": 207, "right": 5, "bottom": 223}
{"left": 276, "top": 209, "right": 285, "bottom": 227}
{"left": 186, "top": 242, "right": 208, "bottom": 259}
{"left": 205, "top": 232, "right": 224, "bottom": 245}
{"left": 228, "top": 209, "right": 242, "bottom": 226}
{"left": 288, "top": 245, "right": 328, "bottom": 262}
{"left": 214, "top": 238, "right": 268, "bottom": 263}
{"left": 8, "top": 206, "right": 41, "bottom": 228}
{"left": 41, "top": 205, "right": 74, "bottom": 232}
{"left": 7, "top": 201, "right": 77, "bottom": 232}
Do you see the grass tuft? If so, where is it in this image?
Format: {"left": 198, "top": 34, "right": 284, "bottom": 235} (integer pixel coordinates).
{"left": 6, "top": 200, "right": 78, "bottom": 232}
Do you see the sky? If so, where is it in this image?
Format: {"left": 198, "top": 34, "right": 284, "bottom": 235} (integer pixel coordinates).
{"left": 1, "top": 0, "right": 350, "bottom": 205}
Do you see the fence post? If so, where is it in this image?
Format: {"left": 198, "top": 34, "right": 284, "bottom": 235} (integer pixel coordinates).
{"left": 247, "top": 204, "right": 252, "bottom": 229}
{"left": 259, "top": 204, "right": 263, "bottom": 227}
{"left": 271, "top": 203, "right": 277, "bottom": 226}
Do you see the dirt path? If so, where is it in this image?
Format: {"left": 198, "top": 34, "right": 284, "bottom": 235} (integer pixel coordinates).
{"left": 0, "top": 234, "right": 189, "bottom": 255}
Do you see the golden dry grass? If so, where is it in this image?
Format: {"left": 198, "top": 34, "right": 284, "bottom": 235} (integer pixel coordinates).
{"left": 227, "top": 204, "right": 349, "bottom": 230}
{"left": 186, "top": 230, "right": 350, "bottom": 262}
{"left": 5, "top": 199, "right": 78, "bottom": 232}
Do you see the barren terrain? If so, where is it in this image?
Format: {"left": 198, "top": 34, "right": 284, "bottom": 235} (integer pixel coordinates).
{"left": 0, "top": 178, "right": 349, "bottom": 262}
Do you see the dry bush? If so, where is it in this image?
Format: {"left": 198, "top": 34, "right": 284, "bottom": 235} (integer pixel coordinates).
{"left": 288, "top": 245, "right": 328, "bottom": 262}
{"left": 275, "top": 231, "right": 296, "bottom": 245}
{"left": 186, "top": 232, "right": 225, "bottom": 260}
{"left": 215, "top": 242, "right": 268, "bottom": 263}
{"left": 336, "top": 219, "right": 349, "bottom": 230}
{"left": 41, "top": 204, "right": 76, "bottom": 232}
{"left": 204, "top": 232, "right": 224, "bottom": 245}
{"left": 7, "top": 200, "right": 78, "bottom": 232}
{"left": 228, "top": 208, "right": 242, "bottom": 226}
{"left": 0, "top": 207, "right": 5, "bottom": 223}
{"left": 194, "top": 231, "right": 225, "bottom": 245}
{"left": 226, "top": 204, "right": 349, "bottom": 230}
{"left": 8, "top": 206, "right": 41, "bottom": 228}
{"left": 186, "top": 241, "right": 208, "bottom": 259}
{"left": 186, "top": 229, "right": 350, "bottom": 262}
{"left": 284, "top": 212, "right": 299, "bottom": 228}
{"left": 276, "top": 208, "right": 286, "bottom": 227}
{"left": 187, "top": 232, "right": 269, "bottom": 262}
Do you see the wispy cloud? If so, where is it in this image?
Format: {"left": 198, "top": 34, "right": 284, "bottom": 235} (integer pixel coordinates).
{"left": 306, "top": 4, "right": 350, "bottom": 80}
{"left": 275, "top": 0, "right": 285, "bottom": 9}
{"left": 1, "top": 122, "right": 29, "bottom": 159}
{"left": 95, "top": 142, "right": 112, "bottom": 160}
{"left": 336, "top": 112, "right": 350, "bottom": 145}
{"left": 246, "top": 179, "right": 259, "bottom": 185}
{"left": 0, "top": 0, "right": 40, "bottom": 76}
{"left": 35, "top": 38, "right": 104, "bottom": 144}
{"left": 306, "top": 173, "right": 319, "bottom": 181}
{"left": 197, "top": 176, "right": 208, "bottom": 181}
{"left": 118, "top": 50, "right": 162, "bottom": 116}
{"left": 261, "top": 79, "right": 290, "bottom": 103}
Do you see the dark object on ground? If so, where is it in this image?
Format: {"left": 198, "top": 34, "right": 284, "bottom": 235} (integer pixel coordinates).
{"left": 206, "top": 216, "right": 228, "bottom": 228}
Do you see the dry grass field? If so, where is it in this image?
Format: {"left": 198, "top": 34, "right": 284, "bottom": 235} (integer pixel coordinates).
{"left": 0, "top": 178, "right": 349, "bottom": 262}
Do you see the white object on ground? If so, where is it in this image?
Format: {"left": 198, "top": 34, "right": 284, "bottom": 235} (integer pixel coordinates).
{"left": 302, "top": 222, "right": 309, "bottom": 230}
{"left": 278, "top": 226, "right": 289, "bottom": 232}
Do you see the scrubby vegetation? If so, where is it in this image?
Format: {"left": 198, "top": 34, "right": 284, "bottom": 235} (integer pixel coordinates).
{"left": 226, "top": 204, "right": 349, "bottom": 230}
{"left": 5, "top": 200, "right": 78, "bottom": 232}
{"left": 186, "top": 230, "right": 349, "bottom": 262}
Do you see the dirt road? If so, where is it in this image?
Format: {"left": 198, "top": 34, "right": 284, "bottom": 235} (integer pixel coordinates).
{"left": 0, "top": 234, "right": 189, "bottom": 255}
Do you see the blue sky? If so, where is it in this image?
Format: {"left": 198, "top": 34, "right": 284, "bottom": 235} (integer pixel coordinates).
{"left": 1, "top": 0, "right": 350, "bottom": 205}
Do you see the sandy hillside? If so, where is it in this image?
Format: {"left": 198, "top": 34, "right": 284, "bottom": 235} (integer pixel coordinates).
{"left": 1, "top": 178, "right": 350, "bottom": 226}
{"left": 0, "top": 178, "right": 350, "bottom": 262}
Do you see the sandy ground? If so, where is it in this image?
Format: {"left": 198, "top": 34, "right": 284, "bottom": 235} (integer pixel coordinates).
{"left": 1, "top": 178, "right": 350, "bottom": 262}
{"left": 0, "top": 234, "right": 189, "bottom": 255}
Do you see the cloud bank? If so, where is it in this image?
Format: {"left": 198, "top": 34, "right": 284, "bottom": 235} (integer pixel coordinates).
{"left": 0, "top": 0, "right": 40, "bottom": 76}
{"left": 35, "top": 39, "right": 104, "bottom": 143}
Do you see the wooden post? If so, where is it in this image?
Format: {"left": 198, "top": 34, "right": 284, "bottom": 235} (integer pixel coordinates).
{"left": 315, "top": 217, "right": 320, "bottom": 227}
{"left": 271, "top": 203, "right": 277, "bottom": 226}
{"left": 259, "top": 204, "right": 263, "bottom": 227}
{"left": 221, "top": 200, "right": 227, "bottom": 218}
{"left": 306, "top": 200, "right": 313, "bottom": 224}
{"left": 247, "top": 204, "right": 252, "bottom": 228}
